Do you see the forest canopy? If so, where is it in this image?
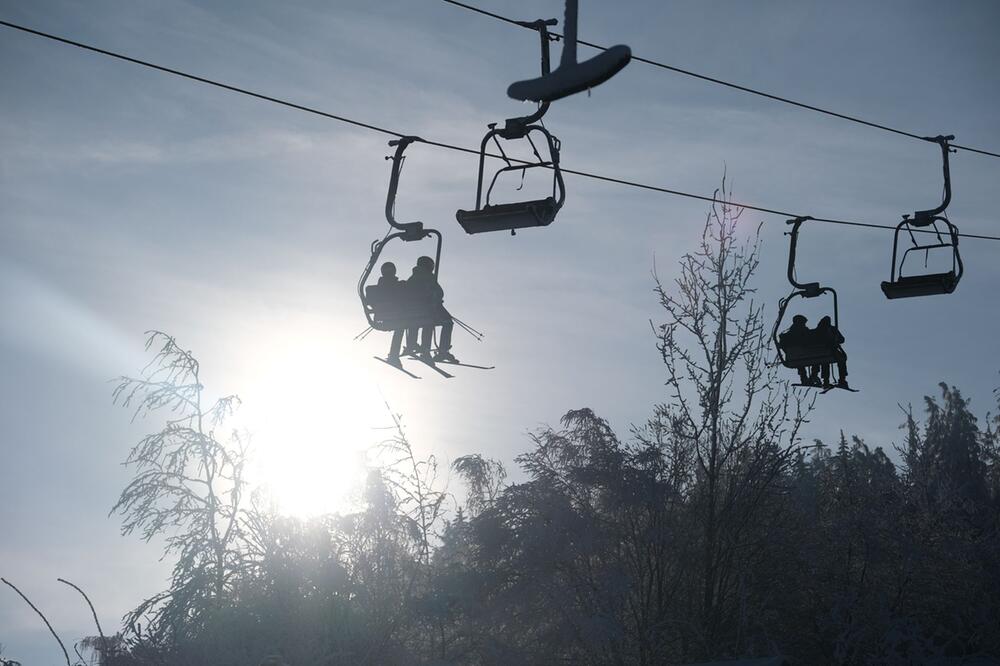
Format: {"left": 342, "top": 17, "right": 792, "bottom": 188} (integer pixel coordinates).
{"left": 5, "top": 195, "right": 999, "bottom": 666}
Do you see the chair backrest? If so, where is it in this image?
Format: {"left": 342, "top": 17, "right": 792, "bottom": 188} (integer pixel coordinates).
{"left": 782, "top": 343, "right": 839, "bottom": 368}
{"left": 365, "top": 284, "right": 385, "bottom": 306}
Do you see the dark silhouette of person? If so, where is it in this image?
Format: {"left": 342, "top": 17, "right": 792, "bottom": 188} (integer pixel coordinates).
{"left": 780, "top": 314, "right": 813, "bottom": 384}
{"left": 405, "top": 256, "right": 456, "bottom": 362}
{"left": 815, "top": 315, "right": 848, "bottom": 389}
{"left": 377, "top": 261, "right": 399, "bottom": 287}
{"left": 376, "top": 262, "right": 406, "bottom": 364}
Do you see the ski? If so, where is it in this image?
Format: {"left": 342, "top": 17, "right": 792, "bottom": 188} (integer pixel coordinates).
{"left": 820, "top": 385, "right": 859, "bottom": 394}
{"left": 436, "top": 360, "right": 495, "bottom": 370}
{"left": 406, "top": 354, "right": 453, "bottom": 378}
{"left": 793, "top": 381, "right": 858, "bottom": 394}
{"left": 373, "top": 356, "right": 421, "bottom": 379}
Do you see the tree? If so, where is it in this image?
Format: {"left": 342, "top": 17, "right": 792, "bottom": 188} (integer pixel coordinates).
{"left": 891, "top": 384, "right": 1000, "bottom": 661}
{"left": 111, "top": 331, "right": 250, "bottom": 645}
{"left": 902, "top": 383, "right": 987, "bottom": 508}
{"left": 0, "top": 642, "right": 22, "bottom": 665}
{"left": 644, "top": 178, "right": 814, "bottom": 658}
{"left": 451, "top": 454, "right": 507, "bottom": 517}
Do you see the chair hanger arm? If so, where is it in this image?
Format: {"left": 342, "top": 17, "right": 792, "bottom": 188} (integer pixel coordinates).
{"left": 786, "top": 216, "right": 820, "bottom": 294}
{"left": 913, "top": 135, "right": 954, "bottom": 220}
{"left": 385, "top": 136, "right": 425, "bottom": 235}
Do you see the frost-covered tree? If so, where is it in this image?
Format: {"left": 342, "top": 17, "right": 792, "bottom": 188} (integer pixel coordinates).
{"left": 112, "top": 332, "right": 249, "bottom": 644}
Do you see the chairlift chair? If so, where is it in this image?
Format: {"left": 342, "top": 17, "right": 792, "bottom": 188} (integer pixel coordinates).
{"left": 507, "top": 0, "right": 631, "bottom": 103}
{"left": 881, "top": 135, "right": 964, "bottom": 299}
{"left": 772, "top": 217, "right": 855, "bottom": 391}
{"left": 456, "top": 20, "right": 566, "bottom": 235}
{"left": 774, "top": 290, "right": 842, "bottom": 371}
{"left": 454, "top": 121, "right": 565, "bottom": 235}
{"left": 358, "top": 137, "right": 443, "bottom": 334}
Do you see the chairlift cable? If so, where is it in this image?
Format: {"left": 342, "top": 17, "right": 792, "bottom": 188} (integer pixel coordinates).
{"left": 3, "top": 19, "right": 1000, "bottom": 243}
{"left": 438, "top": 0, "right": 1000, "bottom": 160}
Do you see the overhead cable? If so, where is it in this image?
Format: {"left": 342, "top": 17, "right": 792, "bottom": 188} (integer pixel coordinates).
{"left": 2, "top": 18, "right": 998, "bottom": 243}
{"left": 439, "top": 0, "right": 1000, "bottom": 160}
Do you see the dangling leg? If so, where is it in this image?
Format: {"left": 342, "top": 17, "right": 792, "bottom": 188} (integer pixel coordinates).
{"left": 388, "top": 329, "right": 404, "bottom": 364}
{"left": 418, "top": 325, "right": 434, "bottom": 357}
{"left": 809, "top": 365, "right": 821, "bottom": 386}
{"left": 404, "top": 327, "right": 420, "bottom": 356}
{"left": 797, "top": 367, "right": 809, "bottom": 384}
{"left": 432, "top": 307, "right": 457, "bottom": 363}
{"left": 821, "top": 363, "right": 832, "bottom": 389}
{"left": 433, "top": 323, "right": 456, "bottom": 363}
{"left": 836, "top": 351, "right": 850, "bottom": 389}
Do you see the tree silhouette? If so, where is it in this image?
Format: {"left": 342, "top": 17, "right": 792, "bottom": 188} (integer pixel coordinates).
{"left": 111, "top": 331, "right": 249, "bottom": 645}
{"left": 644, "top": 178, "right": 814, "bottom": 658}
{"left": 73, "top": 197, "right": 1000, "bottom": 665}
{"left": 451, "top": 455, "right": 506, "bottom": 517}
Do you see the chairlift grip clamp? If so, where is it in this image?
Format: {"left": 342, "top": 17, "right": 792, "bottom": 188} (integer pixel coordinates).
{"left": 388, "top": 135, "right": 423, "bottom": 148}
{"left": 515, "top": 18, "right": 558, "bottom": 29}
{"left": 399, "top": 222, "right": 426, "bottom": 241}
{"left": 801, "top": 283, "right": 823, "bottom": 298}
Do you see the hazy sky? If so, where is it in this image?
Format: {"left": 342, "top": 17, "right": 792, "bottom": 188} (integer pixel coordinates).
{"left": 2, "top": 0, "right": 998, "bottom": 661}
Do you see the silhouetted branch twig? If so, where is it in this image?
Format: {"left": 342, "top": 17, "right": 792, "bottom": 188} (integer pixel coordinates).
{"left": 58, "top": 578, "right": 107, "bottom": 648}
{"left": 1, "top": 578, "right": 72, "bottom": 666}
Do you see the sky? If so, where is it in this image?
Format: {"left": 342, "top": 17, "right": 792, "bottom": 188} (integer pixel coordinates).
{"left": 1, "top": 0, "right": 999, "bottom": 662}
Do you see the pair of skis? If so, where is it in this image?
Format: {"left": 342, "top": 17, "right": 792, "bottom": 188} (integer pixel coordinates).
{"left": 374, "top": 353, "right": 494, "bottom": 379}
{"left": 791, "top": 381, "right": 859, "bottom": 394}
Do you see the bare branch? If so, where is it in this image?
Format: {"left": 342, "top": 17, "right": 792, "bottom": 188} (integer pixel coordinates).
{"left": 1, "top": 578, "right": 71, "bottom": 666}
{"left": 57, "top": 578, "right": 106, "bottom": 648}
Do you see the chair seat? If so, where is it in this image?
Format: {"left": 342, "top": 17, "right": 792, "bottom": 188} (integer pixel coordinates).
{"left": 507, "top": 46, "right": 632, "bottom": 102}
{"left": 781, "top": 345, "right": 840, "bottom": 369}
{"left": 373, "top": 313, "right": 438, "bottom": 332}
{"left": 365, "top": 285, "right": 442, "bottom": 331}
{"left": 456, "top": 198, "right": 559, "bottom": 234}
{"left": 881, "top": 271, "right": 957, "bottom": 299}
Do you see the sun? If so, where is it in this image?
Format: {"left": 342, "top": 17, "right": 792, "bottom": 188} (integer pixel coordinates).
{"left": 234, "top": 321, "right": 395, "bottom": 518}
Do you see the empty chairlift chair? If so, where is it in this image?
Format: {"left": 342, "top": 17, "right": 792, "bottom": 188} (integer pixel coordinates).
{"left": 881, "top": 135, "right": 964, "bottom": 299}
{"left": 454, "top": 117, "right": 565, "bottom": 235}
{"left": 456, "top": 4, "right": 630, "bottom": 236}
{"left": 456, "top": 19, "right": 566, "bottom": 235}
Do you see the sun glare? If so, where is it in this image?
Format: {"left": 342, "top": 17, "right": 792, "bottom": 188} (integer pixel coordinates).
{"left": 237, "top": 325, "right": 395, "bottom": 518}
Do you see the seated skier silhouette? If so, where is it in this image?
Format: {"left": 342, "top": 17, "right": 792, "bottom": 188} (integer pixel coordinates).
{"left": 815, "top": 315, "right": 849, "bottom": 389}
{"left": 780, "top": 314, "right": 813, "bottom": 385}
{"left": 405, "top": 256, "right": 457, "bottom": 363}
{"left": 376, "top": 262, "right": 407, "bottom": 364}
{"left": 377, "top": 261, "right": 399, "bottom": 288}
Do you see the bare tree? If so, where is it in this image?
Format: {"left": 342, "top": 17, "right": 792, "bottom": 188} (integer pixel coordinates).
{"left": 111, "top": 331, "right": 249, "bottom": 644}
{"left": 646, "top": 177, "right": 814, "bottom": 657}
{"left": 372, "top": 409, "right": 447, "bottom": 573}
{"left": 372, "top": 409, "right": 451, "bottom": 658}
